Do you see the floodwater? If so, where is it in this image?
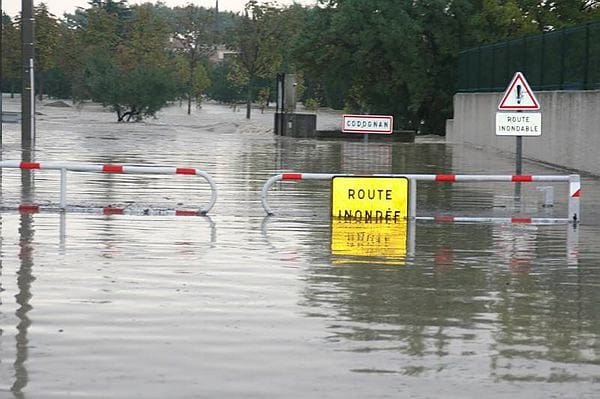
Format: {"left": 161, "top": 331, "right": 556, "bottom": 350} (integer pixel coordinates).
{"left": 1, "top": 97, "right": 600, "bottom": 398}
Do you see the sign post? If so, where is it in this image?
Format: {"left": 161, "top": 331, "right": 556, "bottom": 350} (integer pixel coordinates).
{"left": 496, "top": 72, "right": 541, "bottom": 175}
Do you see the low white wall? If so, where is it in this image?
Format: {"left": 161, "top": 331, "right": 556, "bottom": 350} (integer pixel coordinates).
{"left": 449, "top": 91, "right": 600, "bottom": 176}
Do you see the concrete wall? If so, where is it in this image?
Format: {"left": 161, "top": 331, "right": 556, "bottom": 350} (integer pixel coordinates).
{"left": 449, "top": 91, "right": 600, "bottom": 176}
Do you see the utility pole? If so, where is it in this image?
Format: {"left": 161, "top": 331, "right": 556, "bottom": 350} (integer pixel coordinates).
{"left": 21, "top": 0, "right": 35, "bottom": 147}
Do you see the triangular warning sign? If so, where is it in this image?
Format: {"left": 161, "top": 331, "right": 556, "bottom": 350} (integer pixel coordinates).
{"left": 498, "top": 72, "right": 540, "bottom": 110}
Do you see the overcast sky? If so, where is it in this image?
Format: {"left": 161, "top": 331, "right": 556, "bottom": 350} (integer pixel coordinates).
{"left": 3, "top": 0, "right": 317, "bottom": 18}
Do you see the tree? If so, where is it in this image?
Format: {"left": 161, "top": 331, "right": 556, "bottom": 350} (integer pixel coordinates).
{"left": 294, "top": 0, "right": 423, "bottom": 129}
{"left": 84, "top": 48, "right": 179, "bottom": 121}
{"left": 293, "top": 0, "right": 549, "bottom": 133}
{"left": 78, "top": 3, "right": 180, "bottom": 121}
{"left": 34, "top": 4, "right": 62, "bottom": 99}
{"left": 227, "top": 1, "right": 283, "bottom": 119}
{"left": 172, "top": 5, "right": 216, "bottom": 114}
{"left": 69, "top": 6, "right": 121, "bottom": 102}
{"left": 119, "top": 4, "right": 170, "bottom": 67}
{"left": 1, "top": 14, "right": 21, "bottom": 96}
{"left": 192, "top": 63, "right": 211, "bottom": 106}
{"left": 206, "top": 59, "right": 245, "bottom": 104}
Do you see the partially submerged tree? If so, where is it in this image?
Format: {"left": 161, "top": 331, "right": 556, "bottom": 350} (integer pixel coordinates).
{"left": 84, "top": 50, "right": 178, "bottom": 121}
{"left": 172, "top": 5, "right": 216, "bottom": 114}
{"left": 80, "top": 3, "right": 180, "bottom": 121}
{"left": 227, "top": 1, "right": 283, "bottom": 119}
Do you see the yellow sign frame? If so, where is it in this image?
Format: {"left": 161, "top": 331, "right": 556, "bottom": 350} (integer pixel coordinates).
{"left": 331, "top": 176, "right": 410, "bottom": 221}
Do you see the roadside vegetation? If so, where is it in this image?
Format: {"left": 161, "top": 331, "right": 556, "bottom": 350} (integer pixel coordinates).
{"left": 2, "top": 0, "right": 600, "bottom": 132}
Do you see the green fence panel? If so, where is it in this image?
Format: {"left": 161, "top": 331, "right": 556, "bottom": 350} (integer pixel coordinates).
{"left": 524, "top": 34, "right": 543, "bottom": 88}
{"left": 588, "top": 23, "right": 600, "bottom": 89}
{"left": 563, "top": 26, "right": 587, "bottom": 89}
{"left": 457, "top": 22, "right": 600, "bottom": 92}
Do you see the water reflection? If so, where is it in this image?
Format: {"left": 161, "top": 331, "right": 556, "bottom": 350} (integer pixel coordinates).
{"left": 341, "top": 142, "right": 393, "bottom": 174}
{"left": 12, "top": 212, "right": 35, "bottom": 398}
{"left": 330, "top": 219, "right": 413, "bottom": 265}
{"left": 0, "top": 102, "right": 598, "bottom": 396}
{"left": 301, "top": 222, "right": 596, "bottom": 381}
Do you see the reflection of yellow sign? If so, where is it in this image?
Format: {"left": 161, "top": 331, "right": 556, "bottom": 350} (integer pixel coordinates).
{"left": 331, "top": 220, "right": 407, "bottom": 264}
{"left": 331, "top": 176, "right": 409, "bottom": 221}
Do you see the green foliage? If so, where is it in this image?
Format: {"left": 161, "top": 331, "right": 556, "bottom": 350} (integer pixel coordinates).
{"left": 193, "top": 64, "right": 211, "bottom": 104}
{"left": 84, "top": 51, "right": 179, "bottom": 121}
{"left": 294, "top": 0, "right": 423, "bottom": 128}
{"left": 120, "top": 4, "right": 171, "bottom": 68}
{"left": 206, "top": 60, "right": 245, "bottom": 103}
{"left": 4, "top": 0, "right": 600, "bottom": 130}
{"left": 171, "top": 4, "right": 216, "bottom": 114}
{"left": 34, "top": 4, "right": 63, "bottom": 99}
{"left": 77, "top": 2, "right": 181, "bottom": 121}
{"left": 1, "top": 14, "right": 21, "bottom": 94}
{"left": 226, "top": 1, "right": 284, "bottom": 118}
{"left": 304, "top": 98, "right": 320, "bottom": 111}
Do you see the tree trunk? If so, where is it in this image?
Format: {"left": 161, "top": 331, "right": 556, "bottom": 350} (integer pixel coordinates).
{"left": 246, "top": 78, "right": 253, "bottom": 119}
{"left": 188, "top": 57, "right": 195, "bottom": 115}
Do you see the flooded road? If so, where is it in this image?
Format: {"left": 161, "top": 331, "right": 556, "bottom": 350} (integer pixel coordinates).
{"left": 1, "top": 98, "right": 599, "bottom": 398}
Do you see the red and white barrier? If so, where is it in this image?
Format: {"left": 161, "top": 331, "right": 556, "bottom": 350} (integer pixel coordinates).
{"left": 261, "top": 172, "right": 581, "bottom": 223}
{"left": 0, "top": 160, "right": 217, "bottom": 215}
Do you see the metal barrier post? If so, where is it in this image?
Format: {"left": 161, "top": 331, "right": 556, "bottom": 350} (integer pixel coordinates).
{"left": 197, "top": 170, "right": 218, "bottom": 215}
{"left": 568, "top": 174, "right": 581, "bottom": 223}
{"left": 60, "top": 168, "right": 67, "bottom": 210}
{"left": 261, "top": 174, "right": 283, "bottom": 216}
{"left": 409, "top": 178, "right": 417, "bottom": 220}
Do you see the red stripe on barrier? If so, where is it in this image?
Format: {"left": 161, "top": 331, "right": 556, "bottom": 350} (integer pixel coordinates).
{"left": 435, "top": 215, "right": 455, "bottom": 223}
{"left": 435, "top": 175, "right": 456, "bottom": 182}
{"left": 175, "top": 210, "right": 199, "bottom": 216}
{"left": 103, "top": 207, "right": 124, "bottom": 215}
{"left": 20, "top": 162, "right": 40, "bottom": 170}
{"left": 18, "top": 204, "right": 40, "bottom": 213}
{"left": 511, "top": 217, "right": 532, "bottom": 224}
{"left": 103, "top": 165, "right": 123, "bottom": 173}
{"left": 176, "top": 168, "right": 196, "bottom": 175}
{"left": 572, "top": 189, "right": 581, "bottom": 198}
{"left": 282, "top": 173, "right": 302, "bottom": 180}
{"left": 512, "top": 175, "right": 533, "bottom": 182}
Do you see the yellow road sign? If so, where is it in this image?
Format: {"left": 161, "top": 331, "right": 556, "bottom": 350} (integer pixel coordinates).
{"left": 331, "top": 176, "right": 409, "bottom": 221}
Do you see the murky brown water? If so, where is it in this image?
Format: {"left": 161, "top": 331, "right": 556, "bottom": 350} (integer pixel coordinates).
{"left": 1, "top": 98, "right": 599, "bottom": 398}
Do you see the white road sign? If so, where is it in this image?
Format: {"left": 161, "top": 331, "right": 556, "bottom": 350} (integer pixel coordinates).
{"left": 496, "top": 112, "right": 542, "bottom": 136}
{"left": 342, "top": 114, "right": 393, "bottom": 134}
{"left": 498, "top": 72, "right": 540, "bottom": 111}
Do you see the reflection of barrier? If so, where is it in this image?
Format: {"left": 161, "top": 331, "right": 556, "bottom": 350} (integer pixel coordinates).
{"left": 261, "top": 173, "right": 581, "bottom": 222}
{"left": 0, "top": 160, "right": 217, "bottom": 215}
{"left": 26, "top": 210, "right": 215, "bottom": 253}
